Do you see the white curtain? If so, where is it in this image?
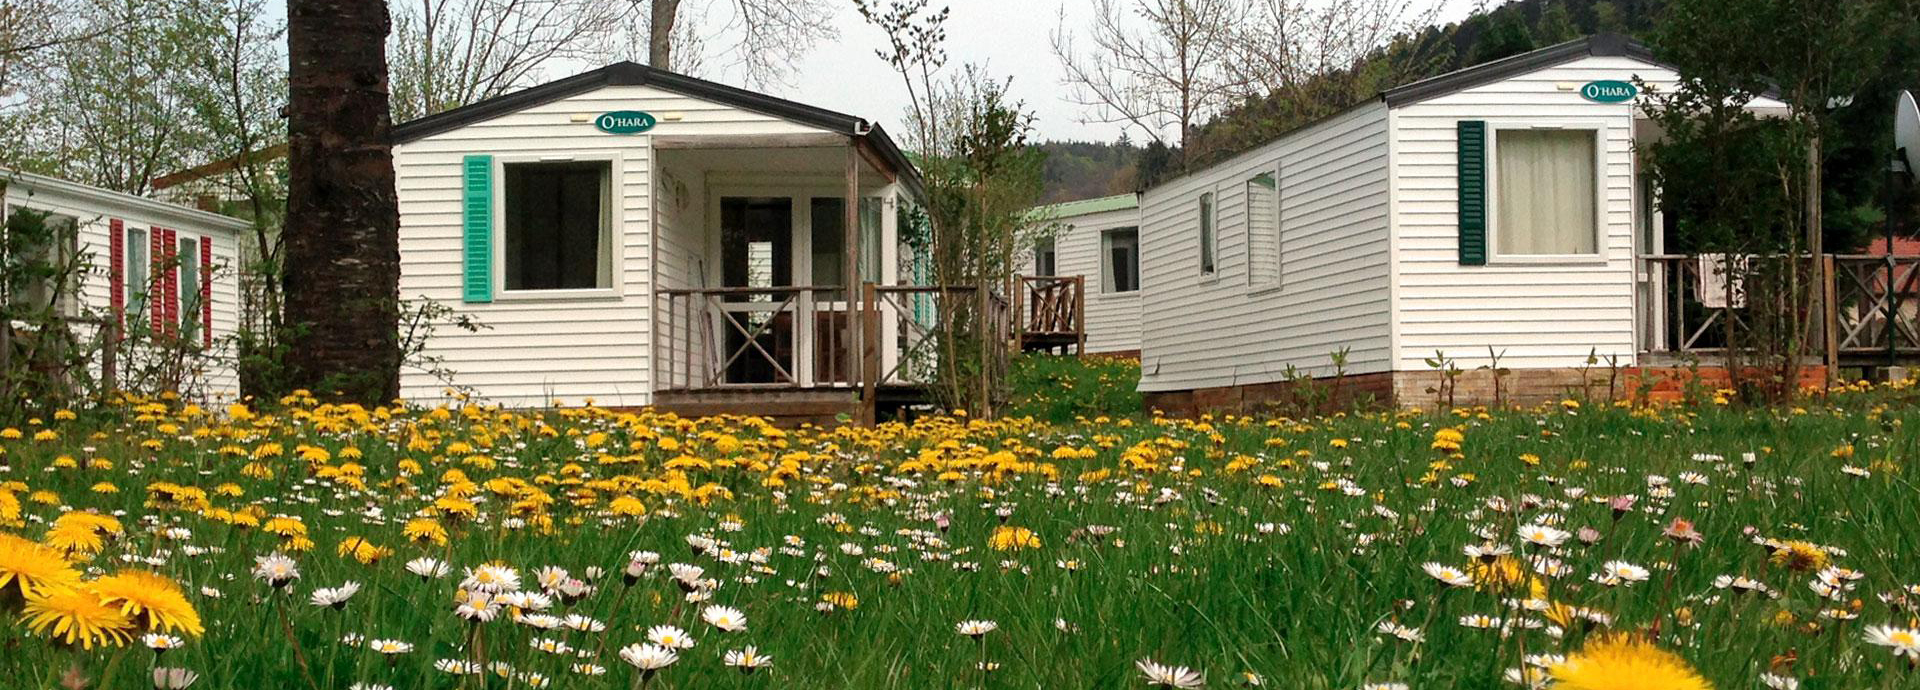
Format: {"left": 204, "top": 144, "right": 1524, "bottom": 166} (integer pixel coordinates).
{"left": 1496, "top": 129, "right": 1597, "bottom": 255}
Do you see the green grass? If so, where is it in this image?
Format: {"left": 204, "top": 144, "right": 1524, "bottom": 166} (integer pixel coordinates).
{"left": 1004, "top": 353, "right": 1142, "bottom": 423}
{"left": 1, "top": 387, "right": 1918, "bottom": 689}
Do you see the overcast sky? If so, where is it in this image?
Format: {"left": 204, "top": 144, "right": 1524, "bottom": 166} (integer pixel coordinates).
{"left": 264, "top": 0, "right": 1490, "bottom": 142}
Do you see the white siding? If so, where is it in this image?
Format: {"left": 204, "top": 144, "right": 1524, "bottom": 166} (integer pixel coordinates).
{"left": 394, "top": 84, "right": 841, "bottom": 406}
{"left": 1043, "top": 206, "right": 1142, "bottom": 354}
{"left": 1388, "top": 55, "right": 1681, "bottom": 371}
{"left": 2, "top": 176, "right": 247, "bottom": 401}
{"left": 1137, "top": 102, "right": 1393, "bottom": 392}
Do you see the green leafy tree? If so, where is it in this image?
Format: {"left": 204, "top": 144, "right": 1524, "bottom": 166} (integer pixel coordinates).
{"left": 858, "top": 0, "right": 1051, "bottom": 415}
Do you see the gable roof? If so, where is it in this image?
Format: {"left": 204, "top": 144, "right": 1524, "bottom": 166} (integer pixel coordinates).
{"left": 3, "top": 169, "right": 251, "bottom": 233}
{"left": 1382, "top": 33, "right": 1657, "bottom": 107}
{"left": 390, "top": 62, "right": 923, "bottom": 197}
{"left": 1030, "top": 193, "right": 1139, "bottom": 221}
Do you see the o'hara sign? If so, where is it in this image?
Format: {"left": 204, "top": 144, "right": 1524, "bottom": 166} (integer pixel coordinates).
{"left": 594, "top": 111, "right": 658, "bottom": 134}
{"left": 1580, "top": 80, "right": 1637, "bottom": 103}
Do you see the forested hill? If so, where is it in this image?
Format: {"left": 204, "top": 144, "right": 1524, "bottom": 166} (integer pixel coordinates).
{"left": 1187, "top": 0, "right": 1666, "bottom": 171}
{"left": 1034, "top": 0, "right": 1668, "bottom": 202}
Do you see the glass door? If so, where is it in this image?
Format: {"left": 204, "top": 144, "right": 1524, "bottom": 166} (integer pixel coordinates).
{"left": 718, "top": 197, "right": 795, "bottom": 384}
{"left": 807, "top": 198, "right": 883, "bottom": 385}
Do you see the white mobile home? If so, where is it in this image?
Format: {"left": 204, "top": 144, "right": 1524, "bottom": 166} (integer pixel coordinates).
{"left": 1136, "top": 35, "right": 1791, "bottom": 413}
{"left": 2, "top": 170, "right": 250, "bottom": 400}
{"left": 1027, "top": 194, "right": 1143, "bottom": 356}
{"left": 391, "top": 63, "right": 926, "bottom": 417}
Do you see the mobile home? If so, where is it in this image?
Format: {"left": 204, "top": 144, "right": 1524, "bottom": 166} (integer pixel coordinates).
{"left": 1026, "top": 194, "right": 1143, "bottom": 356}
{"left": 1136, "top": 34, "right": 1793, "bottom": 413}
{"left": 2, "top": 170, "right": 250, "bottom": 400}
{"left": 391, "top": 62, "right": 928, "bottom": 418}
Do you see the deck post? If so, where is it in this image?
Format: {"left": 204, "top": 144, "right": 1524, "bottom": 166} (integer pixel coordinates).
{"left": 845, "top": 143, "right": 861, "bottom": 389}
{"left": 101, "top": 318, "right": 117, "bottom": 396}
{"left": 1824, "top": 254, "right": 1838, "bottom": 386}
{"left": 862, "top": 282, "right": 879, "bottom": 424}
{"left": 1074, "top": 275, "right": 1086, "bottom": 355}
{"left": 1012, "top": 275, "right": 1024, "bottom": 345}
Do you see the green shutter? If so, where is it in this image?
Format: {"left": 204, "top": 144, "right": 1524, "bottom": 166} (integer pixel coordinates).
{"left": 1456, "top": 120, "right": 1487, "bottom": 266}
{"left": 462, "top": 154, "right": 494, "bottom": 302}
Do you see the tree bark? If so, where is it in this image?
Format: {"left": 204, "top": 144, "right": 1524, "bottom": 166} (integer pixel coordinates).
{"left": 284, "top": 0, "right": 402, "bottom": 404}
{"left": 650, "top": 0, "right": 680, "bottom": 70}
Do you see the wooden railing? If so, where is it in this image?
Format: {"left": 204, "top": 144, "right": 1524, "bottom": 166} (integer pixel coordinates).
{"left": 1635, "top": 253, "right": 1827, "bottom": 361}
{"left": 657, "top": 286, "right": 858, "bottom": 390}
{"left": 1830, "top": 254, "right": 1920, "bottom": 361}
{"left": 658, "top": 283, "right": 1011, "bottom": 393}
{"left": 1012, "top": 275, "right": 1085, "bottom": 353}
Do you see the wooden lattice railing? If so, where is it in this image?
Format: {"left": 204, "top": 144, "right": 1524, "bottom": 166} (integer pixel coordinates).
{"left": 1012, "top": 275, "right": 1085, "bottom": 353}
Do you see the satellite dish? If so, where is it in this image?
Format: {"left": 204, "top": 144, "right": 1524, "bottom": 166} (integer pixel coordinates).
{"left": 1898, "top": 90, "right": 1920, "bottom": 175}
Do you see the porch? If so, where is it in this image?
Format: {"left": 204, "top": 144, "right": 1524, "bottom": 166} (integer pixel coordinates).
{"left": 1635, "top": 254, "right": 1920, "bottom": 371}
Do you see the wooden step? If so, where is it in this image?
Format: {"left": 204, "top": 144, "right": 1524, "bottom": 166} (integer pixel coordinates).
{"left": 651, "top": 388, "right": 863, "bottom": 427}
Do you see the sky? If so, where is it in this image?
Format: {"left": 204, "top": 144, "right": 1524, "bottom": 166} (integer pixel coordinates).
{"left": 260, "top": 0, "right": 1489, "bottom": 142}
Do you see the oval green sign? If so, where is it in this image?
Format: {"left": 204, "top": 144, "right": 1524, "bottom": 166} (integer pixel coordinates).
{"left": 594, "top": 111, "right": 657, "bottom": 134}
{"left": 1580, "top": 80, "right": 1637, "bottom": 103}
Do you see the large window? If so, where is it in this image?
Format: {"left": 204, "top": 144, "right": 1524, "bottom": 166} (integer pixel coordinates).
{"left": 1198, "top": 191, "right": 1216, "bottom": 275}
{"left": 1102, "top": 227, "right": 1139, "bottom": 293}
{"left": 1245, "top": 170, "right": 1280, "bottom": 286}
{"left": 1494, "top": 129, "right": 1599, "bottom": 256}
{"left": 503, "top": 161, "right": 611, "bottom": 291}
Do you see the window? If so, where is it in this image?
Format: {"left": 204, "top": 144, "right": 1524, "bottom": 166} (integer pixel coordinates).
{"left": 502, "top": 161, "right": 611, "bottom": 291}
{"left": 1494, "top": 129, "right": 1598, "bottom": 256}
{"left": 178, "top": 236, "right": 201, "bottom": 343}
{"left": 1033, "top": 237, "right": 1056, "bottom": 276}
{"left": 1245, "top": 170, "right": 1280, "bottom": 286}
{"left": 1198, "top": 192, "right": 1216, "bottom": 275}
{"left": 808, "top": 197, "right": 883, "bottom": 290}
{"left": 125, "top": 226, "right": 150, "bottom": 323}
{"left": 7, "top": 208, "right": 77, "bottom": 314}
{"left": 1102, "top": 227, "right": 1139, "bottom": 293}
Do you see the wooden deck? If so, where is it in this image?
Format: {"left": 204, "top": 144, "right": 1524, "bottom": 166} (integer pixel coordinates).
{"left": 1013, "top": 275, "right": 1086, "bottom": 354}
{"left": 654, "top": 283, "right": 1001, "bottom": 424}
{"left": 1638, "top": 254, "right": 1920, "bottom": 374}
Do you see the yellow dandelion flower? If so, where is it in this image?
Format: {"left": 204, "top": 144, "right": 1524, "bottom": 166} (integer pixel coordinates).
{"left": 1548, "top": 634, "right": 1711, "bottom": 690}
{"left": 403, "top": 518, "right": 449, "bottom": 547}
{"left": 988, "top": 525, "right": 1041, "bottom": 551}
{"left": 0, "top": 532, "right": 82, "bottom": 598}
{"left": 88, "top": 570, "right": 204, "bottom": 637}
{"left": 21, "top": 586, "right": 135, "bottom": 649}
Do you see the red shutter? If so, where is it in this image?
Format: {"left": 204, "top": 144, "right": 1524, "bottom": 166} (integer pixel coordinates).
{"left": 161, "top": 229, "right": 178, "bottom": 338}
{"left": 109, "top": 219, "right": 125, "bottom": 328}
{"left": 200, "top": 236, "right": 213, "bottom": 347}
{"left": 149, "top": 228, "right": 165, "bottom": 332}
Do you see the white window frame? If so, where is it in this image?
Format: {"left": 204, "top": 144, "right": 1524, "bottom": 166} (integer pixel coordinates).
{"left": 1485, "top": 121, "right": 1608, "bottom": 265}
{"left": 177, "top": 234, "right": 202, "bottom": 343}
{"left": 125, "top": 225, "right": 150, "bottom": 325}
{"left": 1100, "top": 225, "right": 1140, "bottom": 295}
{"left": 492, "top": 152, "right": 624, "bottom": 300}
{"left": 1244, "top": 162, "right": 1283, "bottom": 292}
{"left": 1197, "top": 189, "right": 1217, "bottom": 279}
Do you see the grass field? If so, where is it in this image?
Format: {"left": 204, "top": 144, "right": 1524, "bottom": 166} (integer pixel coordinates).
{"left": 3, "top": 384, "right": 1920, "bottom": 689}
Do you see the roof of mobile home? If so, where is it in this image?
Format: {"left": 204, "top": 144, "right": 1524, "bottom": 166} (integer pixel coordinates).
{"left": 1030, "top": 193, "right": 1139, "bottom": 221}
{"left": 390, "top": 62, "right": 925, "bottom": 197}
{"left": 1142, "top": 33, "right": 1783, "bottom": 196}
{"left": 3, "top": 169, "right": 250, "bottom": 232}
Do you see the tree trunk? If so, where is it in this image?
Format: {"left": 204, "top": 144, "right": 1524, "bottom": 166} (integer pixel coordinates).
{"left": 650, "top": 0, "right": 680, "bottom": 70}
{"left": 284, "top": 0, "right": 402, "bottom": 404}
